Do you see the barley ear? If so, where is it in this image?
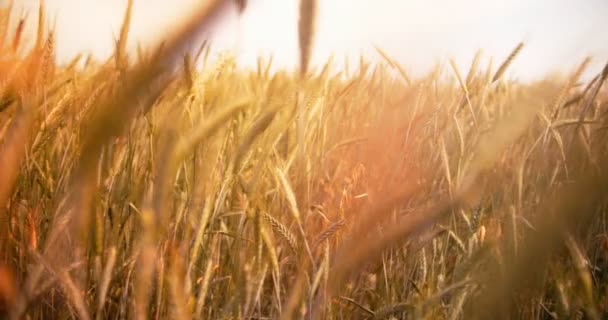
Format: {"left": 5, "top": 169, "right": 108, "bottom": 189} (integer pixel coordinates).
{"left": 492, "top": 42, "right": 524, "bottom": 83}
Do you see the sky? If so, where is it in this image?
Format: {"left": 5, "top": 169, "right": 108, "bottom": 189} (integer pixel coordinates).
{"left": 7, "top": 0, "right": 608, "bottom": 81}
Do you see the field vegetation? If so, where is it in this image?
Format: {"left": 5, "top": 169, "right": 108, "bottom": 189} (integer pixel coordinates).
{"left": 1, "top": 1, "right": 607, "bottom": 319}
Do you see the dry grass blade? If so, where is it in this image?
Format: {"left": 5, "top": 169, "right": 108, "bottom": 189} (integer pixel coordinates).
{"left": 96, "top": 247, "right": 117, "bottom": 319}
{"left": 465, "top": 49, "right": 483, "bottom": 85}
{"left": 374, "top": 45, "right": 412, "bottom": 85}
{"left": 275, "top": 168, "right": 302, "bottom": 223}
{"left": 450, "top": 58, "right": 477, "bottom": 127}
{"left": 340, "top": 296, "right": 375, "bottom": 317}
{"left": 373, "top": 45, "right": 396, "bottom": 69}
{"left": 187, "top": 197, "right": 213, "bottom": 277}
{"left": 194, "top": 238, "right": 217, "bottom": 319}
{"left": 59, "top": 271, "right": 91, "bottom": 320}
{"left": 261, "top": 225, "right": 281, "bottom": 291}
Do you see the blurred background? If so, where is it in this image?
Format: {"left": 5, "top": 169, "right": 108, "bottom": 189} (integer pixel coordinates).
{"left": 8, "top": 0, "right": 608, "bottom": 81}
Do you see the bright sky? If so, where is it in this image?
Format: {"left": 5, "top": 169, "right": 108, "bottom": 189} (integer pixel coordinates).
{"left": 9, "top": 0, "right": 608, "bottom": 80}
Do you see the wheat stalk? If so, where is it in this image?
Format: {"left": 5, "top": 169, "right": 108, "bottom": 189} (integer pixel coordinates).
{"left": 298, "top": 0, "right": 317, "bottom": 77}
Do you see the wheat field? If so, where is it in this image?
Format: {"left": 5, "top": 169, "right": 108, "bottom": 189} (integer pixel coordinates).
{"left": 1, "top": 1, "right": 608, "bottom": 319}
